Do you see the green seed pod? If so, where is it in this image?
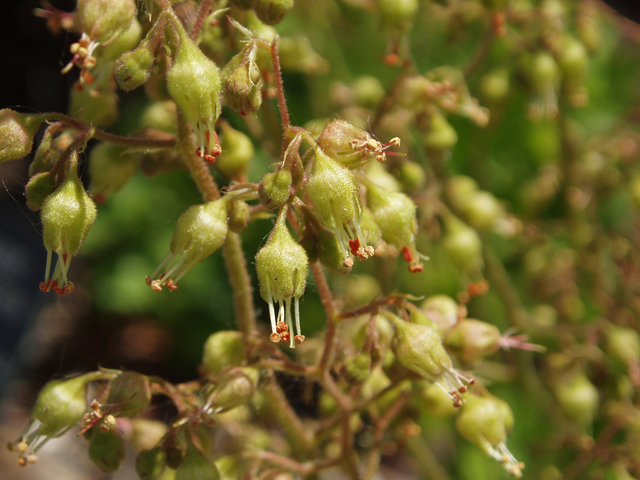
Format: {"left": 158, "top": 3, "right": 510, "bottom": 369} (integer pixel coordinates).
{"left": 420, "top": 295, "right": 460, "bottom": 336}
{"left": 378, "top": 0, "right": 419, "bottom": 36}
{"left": 88, "top": 142, "right": 138, "bottom": 203}
{"left": 25, "top": 172, "right": 57, "bottom": 212}
{"left": 441, "top": 214, "right": 483, "bottom": 276}
{"left": 479, "top": 68, "right": 510, "bottom": 103}
{"left": 363, "top": 177, "right": 422, "bottom": 272}
{"left": 307, "top": 147, "right": 374, "bottom": 263}
{"left": 445, "top": 318, "right": 502, "bottom": 364}
{"left": 206, "top": 367, "right": 259, "bottom": 413}
{"left": 167, "top": 23, "right": 222, "bottom": 162}
{"left": 456, "top": 393, "right": 523, "bottom": 477}
{"left": 147, "top": 198, "right": 229, "bottom": 290}
{"left": 40, "top": 157, "right": 97, "bottom": 294}
{"left": 136, "top": 446, "right": 166, "bottom": 480}
{"left": 69, "top": 81, "right": 119, "bottom": 128}
{"left": 259, "top": 169, "right": 292, "bottom": 210}
{"left": 0, "top": 109, "right": 45, "bottom": 164}
{"left": 256, "top": 208, "right": 308, "bottom": 346}
{"left": 89, "top": 428, "right": 126, "bottom": 473}
{"left": 221, "top": 44, "right": 263, "bottom": 116}
{"left": 424, "top": 111, "right": 457, "bottom": 150}
{"left": 554, "top": 372, "right": 599, "bottom": 429}
{"left": 76, "top": 0, "right": 137, "bottom": 45}
{"left": 254, "top": 0, "right": 294, "bottom": 25}
{"left": 202, "top": 330, "right": 247, "bottom": 375}
{"left": 114, "top": 40, "right": 155, "bottom": 91}
{"left": 215, "top": 126, "right": 254, "bottom": 179}
{"left": 175, "top": 439, "right": 220, "bottom": 480}
{"left": 387, "top": 312, "right": 471, "bottom": 407}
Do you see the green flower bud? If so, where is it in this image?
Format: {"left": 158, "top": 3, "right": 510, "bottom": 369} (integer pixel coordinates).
{"left": 147, "top": 197, "right": 229, "bottom": 291}
{"left": 228, "top": 200, "right": 251, "bottom": 234}
{"left": 256, "top": 208, "right": 308, "bottom": 346}
{"left": 114, "top": 40, "right": 155, "bottom": 91}
{"left": 167, "top": 22, "right": 222, "bottom": 162}
{"left": 221, "top": 44, "right": 263, "bottom": 116}
{"left": 421, "top": 381, "right": 458, "bottom": 417}
{"left": 215, "top": 126, "right": 254, "bottom": 179}
{"left": 527, "top": 51, "right": 561, "bottom": 119}
{"left": 89, "top": 427, "right": 125, "bottom": 473}
{"left": 0, "top": 109, "right": 45, "bottom": 164}
{"left": 479, "top": 68, "right": 510, "bottom": 103}
{"left": 363, "top": 177, "right": 423, "bottom": 272}
{"left": 341, "top": 274, "right": 382, "bottom": 309}
{"left": 554, "top": 372, "right": 599, "bottom": 429}
{"left": 254, "top": 0, "right": 294, "bottom": 25}
{"left": 386, "top": 312, "right": 472, "bottom": 407}
{"left": 378, "top": 0, "right": 419, "bottom": 36}
{"left": 28, "top": 124, "right": 63, "bottom": 176}
{"left": 202, "top": 330, "right": 247, "bottom": 375}
{"left": 445, "top": 319, "right": 501, "bottom": 364}
{"left": 307, "top": 147, "right": 374, "bottom": 264}
{"left": 420, "top": 295, "right": 460, "bottom": 336}
{"left": 441, "top": 214, "right": 483, "bottom": 276}
{"left": 9, "top": 372, "right": 108, "bottom": 465}
{"left": 204, "top": 367, "right": 259, "bottom": 414}
{"left": 88, "top": 142, "right": 138, "bottom": 203}
{"left": 140, "top": 100, "right": 177, "bottom": 133}
{"left": 175, "top": 439, "right": 221, "bottom": 480}
{"left": 345, "top": 352, "right": 372, "bottom": 384}
{"left": 604, "top": 324, "right": 640, "bottom": 370}
{"left": 424, "top": 111, "right": 457, "bottom": 150}
{"left": 318, "top": 119, "right": 401, "bottom": 168}
{"left": 99, "top": 17, "right": 142, "bottom": 63}
{"left": 69, "top": 79, "right": 119, "bottom": 128}
{"left": 395, "top": 160, "right": 426, "bottom": 193}
{"left": 25, "top": 172, "right": 57, "bottom": 212}
{"left": 40, "top": 158, "right": 97, "bottom": 295}
{"left": 352, "top": 75, "right": 385, "bottom": 109}
{"left": 279, "top": 36, "right": 329, "bottom": 75}
{"left": 76, "top": 0, "right": 137, "bottom": 45}
{"left": 557, "top": 35, "right": 588, "bottom": 101}
{"left": 259, "top": 169, "right": 292, "bottom": 210}
{"left": 136, "top": 446, "right": 166, "bottom": 480}
{"left": 456, "top": 393, "right": 523, "bottom": 477}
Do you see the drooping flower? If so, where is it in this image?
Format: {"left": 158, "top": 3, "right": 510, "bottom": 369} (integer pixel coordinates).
{"left": 255, "top": 207, "right": 308, "bottom": 347}
{"left": 39, "top": 155, "right": 97, "bottom": 295}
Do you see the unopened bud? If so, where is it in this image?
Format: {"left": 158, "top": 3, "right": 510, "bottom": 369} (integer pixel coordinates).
{"left": 554, "top": 372, "right": 599, "bottom": 429}
{"left": 604, "top": 324, "right": 640, "bottom": 369}
{"left": 254, "top": 0, "right": 294, "bottom": 25}
{"left": 259, "top": 169, "right": 292, "bottom": 210}
{"left": 441, "top": 215, "right": 483, "bottom": 276}
{"left": 215, "top": 126, "right": 254, "bottom": 179}
{"left": 202, "top": 331, "right": 247, "bottom": 375}
{"left": 424, "top": 111, "right": 457, "bottom": 150}
{"left": 114, "top": 41, "right": 155, "bottom": 91}
{"left": 25, "top": 172, "right": 57, "bottom": 212}
{"left": 76, "top": 0, "right": 137, "bottom": 45}
{"left": 352, "top": 75, "right": 385, "bottom": 109}
{"left": 445, "top": 319, "right": 501, "bottom": 364}
{"left": 0, "top": 109, "right": 45, "bottom": 164}
{"left": 205, "top": 367, "right": 259, "bottom": 414}
{"left": 222, "top": 44, "right": 263, "bottom": 116}
{"left": 69, "top": 80, "right": 119, "bottom": 128}
{"left": 88, "top": 142, "right": 138, "bottom": 203}
{"left": 345, "top": 352, "right": 372, "bottom": 384}
{"left": 228, "top": 200, "right": 251, "bottom": 234}
{"left": 420, "top": 295, "right": 460, "bottom": 336}
{"left": 479, "top": 68, "right": 510, "bottom": 103}
{"left": 378, "top": 0, "right": 419, "bottom": 36}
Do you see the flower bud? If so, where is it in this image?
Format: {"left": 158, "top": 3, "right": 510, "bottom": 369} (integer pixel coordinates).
{"left": 167, "top": 23, "right": 222, "bottom": 162}
{"left": 378, "top": 0, "right": 419, "bottom": 36}
{"left": 136, "top": 446, "right": 166, "bottom": 480}
{"left": 88, "top": 142, "right": 138, "bottom": 203}
{"left": 352, "top": 75, "right": 385, "bottom": 109}
{"left": 215, "top": 126, "right": 254, "bottom": 179}
{"left": 222, "top": 44, "right": 263, "bottom": 116}
{"left": 387, "top": 312, "right": 472, "bottom": 407}
{"left": 25, "top": 172, "right": 57, "bottom": 212}
{"left": 395, "top": 160, "right": 426, "bottom": 193}
{"left": 420, "top": 295, "right": 460, "bottom": 336}
{"left": 479, "top": 68, "right": 510, "bottom": 103}
{"left": 423, "top": 111, "right": 457, "bottom": 150}
{"left": 254, "top": 0, "right": 294, "bottom": 25}
{"left": 0, "top": 109, "right": 45, "bottom": 164}
{"left": 114, "top": 40, "right": 156, "bottom": 91}
{"left": 89, "top": 427, "right": 125, "bottom": 473}
{"left": 175, "top": 439, "right": 221, "bottom": 480}
{"left": 202, "top": 330, "right": 247, "bottom": 375}
{"left": 76, "top": 0, "right": 137, "bottom": 45}
{"left": 69, "top": 79, "right": 119, "bottom": 128}
{"left": 99, "top": 17, "right": 142, "bottom": 63}
{"left": 445, "top": 319, "right": 501, "bottom": 364}
{"left": 256, "top": 208, "right": 308, "bottom": 347}
{"left": 228, "top": 200, "right": 251, "bottom": 234}
{"left": 554, "top": 372, "right": 599, "bottom": 430}
{"left": 363, "top": 177, "right": 423, "bottom": 272}
{"left": 204, "top": 367, "right": 259, "bottom": 414}
{"left": 421, "top": 381, "right": 458, "bottom": 417}
{"left": 259, "top": 169, "right": 292, "bottom": 210}
{"left": 147, "top": 197, "right": 229, "bottom": 290}
{"left": 40, "top": 158, "right": 97, "bottom": 294}
{"left": 604, "top": 324, "right": 640, "bottom": 370}
{"left": 456, "top": 393, "right": 523, "bottom": 477}
{"left": 441, "top": 214, "right": 483, "bottom": 276}
{"left": 307, "top": 147, "right": 374, "bottom": 264}
{"left": 345, "top": 352, "right": 372, "bottom": 384}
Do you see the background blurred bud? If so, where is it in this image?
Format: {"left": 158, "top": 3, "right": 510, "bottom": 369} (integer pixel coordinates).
{"left": 202, "top": 330, "right": 247, "bottom": 375}
{"left": 89, "top": 142, "right": 138, "bottom": 203}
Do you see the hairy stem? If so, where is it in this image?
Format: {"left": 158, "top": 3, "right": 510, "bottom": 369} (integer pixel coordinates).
{"left": 222, "top": 232, "right": 256, "bottom": 338}
{"left": 190, "top": 0, "right": 215, "bottom": 41}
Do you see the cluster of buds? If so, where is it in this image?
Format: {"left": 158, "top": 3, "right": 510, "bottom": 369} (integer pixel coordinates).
{"left": 255, "top": 207, "right": 308, "bottom": 347}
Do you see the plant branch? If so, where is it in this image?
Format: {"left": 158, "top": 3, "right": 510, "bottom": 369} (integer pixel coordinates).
{"left": 222, "top": 232, "right": 257, "bottom": 339}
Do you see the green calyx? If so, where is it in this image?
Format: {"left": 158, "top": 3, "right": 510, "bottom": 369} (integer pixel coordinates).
{"left": 76, "top": 0, "right": 137, "bottom": 45}
{"left": 221, "top": 44, "right": 263, "bottom": 116}
{"left": 259, "top": 169, "right": 292, "bottom": 210}
{"left": 114, "top": 40, "right": 156, "bottom": 92}
{"left": 205, "top": 367, "right": 259, "bottom": 413}
{"left": 0, "top": 109, "right": 45, "bottom": 164}
{"left": 166, "top": 21, "right": 222, "bottom": 161}
{"left": 318, "top": 119, "right": 380, "bottom": 169}
{"left": 25, "top": 172, "right": 57, "bottom": 212}
{"left": 41, "top": 159, "right": 97, "bottom": 258}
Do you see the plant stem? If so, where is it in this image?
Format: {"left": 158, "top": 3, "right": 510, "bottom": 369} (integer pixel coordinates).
{"left": 222, "top": 232, "right": 256, "bottom": 338}
{"left": 190, "top": 0, "right": 214, "bottom": 41}
{"left": 270, "top": 36, "right": 290, "bottom": 132}
{"left": 312, "top": 262, "right": 338, "bottom": 378}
